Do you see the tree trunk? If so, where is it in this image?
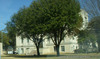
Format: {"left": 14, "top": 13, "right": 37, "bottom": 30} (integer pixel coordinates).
{"left": 36, "top": 46, "right": 40, "bottom": 56}
{"left": 56, "top": 45, "right": 60, "bottom": 56}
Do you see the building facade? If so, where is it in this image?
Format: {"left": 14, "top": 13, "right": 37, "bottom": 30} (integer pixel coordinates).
{"left": 16, "top": 9, "right": 88, "bottom": 55}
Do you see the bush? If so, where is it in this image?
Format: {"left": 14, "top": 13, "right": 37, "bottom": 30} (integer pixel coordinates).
{"left": 74, "top": 49, "right": 87, "bottom": 53}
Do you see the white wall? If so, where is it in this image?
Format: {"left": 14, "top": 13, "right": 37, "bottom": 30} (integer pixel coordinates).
{"left": 16, "top": 36, "right": 36, "bottom": 54}
{"left": 0, "top": 43, "right": 3, "bottom": 55}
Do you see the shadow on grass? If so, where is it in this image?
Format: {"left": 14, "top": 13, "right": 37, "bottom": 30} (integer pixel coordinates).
{"left": 5, "top": 54, "right": 66, "bottom": 58}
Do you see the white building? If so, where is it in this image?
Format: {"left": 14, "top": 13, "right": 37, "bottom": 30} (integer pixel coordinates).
{"left": 0, "top": 43, "right": 3, "bottom": 55}
{"left": 16, "top": 9, "right": 88, "bottom": 55}
{"left": 42, "top": 35, "right": 79, "bottom": 54}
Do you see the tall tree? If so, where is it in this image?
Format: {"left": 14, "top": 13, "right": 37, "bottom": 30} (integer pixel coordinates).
{"left": 79, "top": 0, "right": 100, "bottom": 52}
{"left": 8, "top": 0, "right": 82, "bottom": 56}
{"left": 11, "top": 6, "right": 46, "bottom": 56}
{"left": 89, "top": 16, "right": 100, "bottom": 52}
{"left": 33, "top": 0, "right": 82, "bottom": 56}
{"left": 0, "top": 31, "right": 11, "bottom": 50}
{"left": 6, "top": 21, "right": 16, "bottom": 50}
{"left": 78, "top": 29, "right": 97, "bottom": 53}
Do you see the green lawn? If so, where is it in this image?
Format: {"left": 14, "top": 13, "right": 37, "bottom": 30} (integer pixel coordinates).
{"left": 1, "top": 53, "right": 100, "bottom": 59}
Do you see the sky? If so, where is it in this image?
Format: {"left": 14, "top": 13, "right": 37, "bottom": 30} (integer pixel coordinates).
{"left": 0, "top": 0, "right": 92, "bottom": 31}
{"left": 0, "top": 0, "right": 33, "bottom": 31}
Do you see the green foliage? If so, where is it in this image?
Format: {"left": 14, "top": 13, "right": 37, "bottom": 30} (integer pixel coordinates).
{"left": 35, "top": 0, "right": 82, "bottom": 34}
{"left": 78, "top": 29, "right": 97, "bottom": 44}
{"left": 6, "top": 19, "right": 16, "bottom": 49}
{"left": 78, "top": 28, "right": 97, "bottom": 53}
{"left": 89, "top": 16, "right": 100, "bottom": 52}
{"left": 89, "top": 16, "right": 100, "bottom": 34}
{"left": 30, "top": 0, "right": 82, "bottom": 56}
{"left": 6, "top": 0, "right": 82, "bottom": 56}
{"left": 0, "top": 31, "right": 11, "bottom": 50}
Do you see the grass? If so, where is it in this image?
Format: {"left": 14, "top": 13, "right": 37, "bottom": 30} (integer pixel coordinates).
{"left": 1, "top": 53, "right": 100, "bottom": 59}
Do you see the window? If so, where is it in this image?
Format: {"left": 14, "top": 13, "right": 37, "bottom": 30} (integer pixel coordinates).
{"left": 54, "top": 46, "right": 56, "bottom": 52}
{"left": 47, "top": 39, "right": 50, "bottom": 43}
{"left": 40, "top": 42, "right": 43, "bottom": 48}
{"left": 21, "top": 37, "right": 24, "bottom": 43}
{"left": 26, "top": 48, "right": 30, "bottom": 53}
{"left": 27, "top": 38, "right": 29, "bottom": 43}
{"left": 76, "top": 46, "right": 78, "bottom": 49}
{"left": 21, "top": 48, "right": 24, "bottom": 54}
{"left": 61, "top": 46, "right": 65, "bottom": 52}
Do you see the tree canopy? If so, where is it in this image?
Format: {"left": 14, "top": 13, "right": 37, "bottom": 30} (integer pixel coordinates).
{"left": 89, "top": 16, "right": 100, "bottom": 52}
{"left": 0, "top": 31, "right": 11, "bottom": 50}
{"left": 6, "top": 0, "right": 82, "bottom": 56}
